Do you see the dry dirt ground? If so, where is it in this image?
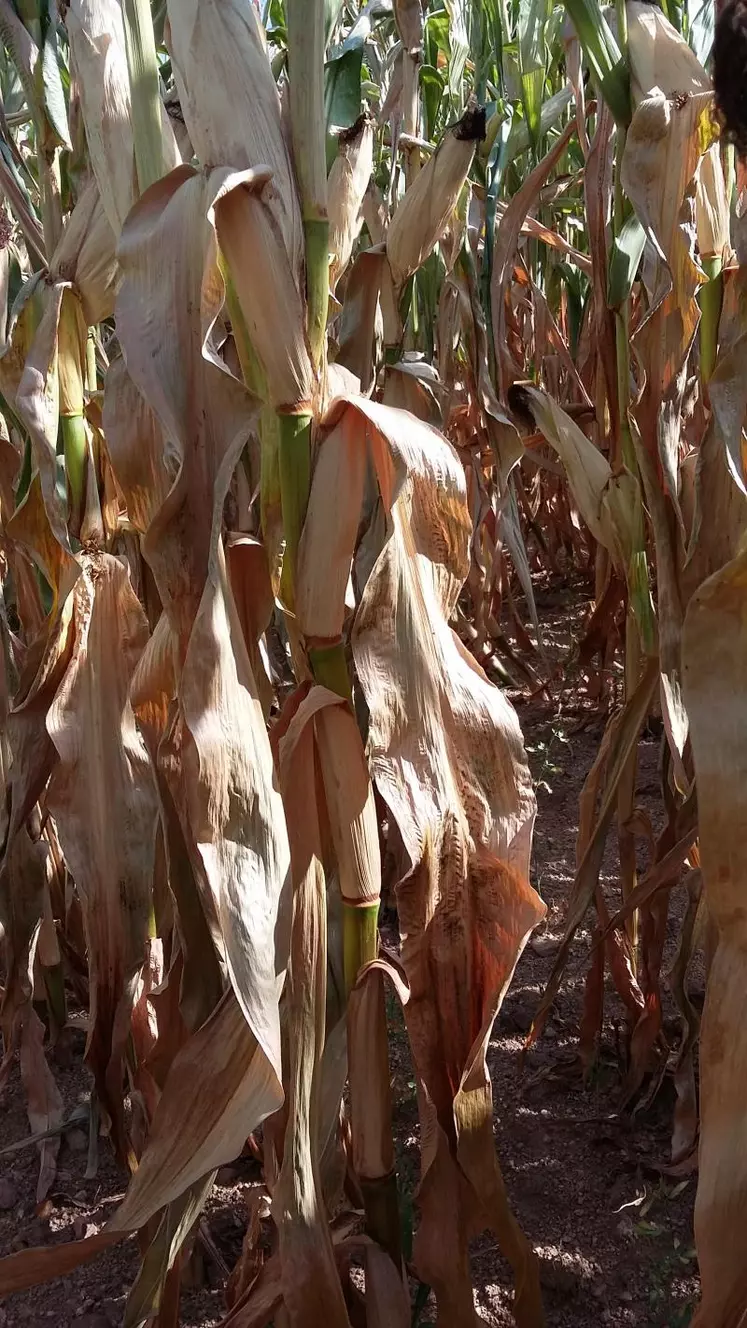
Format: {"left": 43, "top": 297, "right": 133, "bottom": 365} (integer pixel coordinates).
{"left": 0, "top": 574, "right": 700, "bottom": 1327}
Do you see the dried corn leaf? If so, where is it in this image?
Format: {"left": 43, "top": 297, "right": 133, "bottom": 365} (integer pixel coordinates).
{"left": 45, "top": 553, "right": 158, "bottom": 1161}
{"left": 0, "top": 825, "right": 62, "bottom": 1202}
{"left": 625, "top": 1, "right": 710, "bottom": 105}
{"left": 623, "top": 91, "right": 708, "bottom": 515}
{"left": 683, "top": 549, "right": 747, "bottom": 1327}
{"left": 0, "top": 990, "right": 278, "bottom": 1296}
{"left": 212, "top": 169, "right": 315, "bottom": 413}
{"left": 2, "top": 580, "right": 78, "bottom": 857}
{"left": 50, "top": 179, "right": 118, "bottom": 326}
{"left": 114, "top": 163, "right": 289, "bottom": 1144}
{"left": 531, "top": 659, "right": 659, "bottom": 1043}
{"left": 20, "top": 1003, "right": 64, "bottom": 1204}
{"left": 166, "top": 0, "right": 303, "bottom": 276}
{"left": 491, "top": 120, "right": 577, "bottom": 395}
{"left": 225, "top": 535, "right": 274, "bottom": 720}
{"left": 15, "top": 283, "right": 74, "bottom": 564}
{"left": 622, "top": 93, "right": 712, "bottom": 782}
{"left": 274, "top": 689, "right": 353, "bottom": 1328}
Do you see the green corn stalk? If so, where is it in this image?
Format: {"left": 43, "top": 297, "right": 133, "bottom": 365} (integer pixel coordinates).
{"left": 121, "top": 0, "right": 164, "bottom": 194}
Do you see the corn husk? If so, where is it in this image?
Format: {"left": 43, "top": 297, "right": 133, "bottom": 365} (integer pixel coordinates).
{"left": 508, "top": 383, "right": 641, "bottom": 576}
{"left": 50, "top": 180, "right": 118, "bottom": 327}
{"left": 696, "top": 143, "right": 731, "bottom": 264}
{"left": 211, "top": 169, "right": 315, "bottom": 413}
{"left": 328, "top": 116, "right": 375, "bottom": 291}
{"left": 386, "top": 107, "right": 484, "bottom": 291}
{"left": 624, "top": 1, "right": 710, "bottom": 105}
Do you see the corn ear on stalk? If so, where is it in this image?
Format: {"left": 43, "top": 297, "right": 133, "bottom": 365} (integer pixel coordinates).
{"left": 623, "top": 1, "right": 710, "bottom": 103}
{"left": 386, "top": 105, "right": 485, "bottom": 292}
{"left": 328, "top": 115, "right": 375, "bottom": 292}
{"left": 212, "top": 172, "right": 314, "bottom": 415}
{"left": 696, "top": 143, "right": 730, "bottom": 265}
{"left": 51, "top": 181, "right": 118, "bottom": 327}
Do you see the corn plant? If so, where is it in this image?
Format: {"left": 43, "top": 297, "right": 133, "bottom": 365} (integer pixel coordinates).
{"left": 0, "top": 0, "right": 742, "bottom": 1325}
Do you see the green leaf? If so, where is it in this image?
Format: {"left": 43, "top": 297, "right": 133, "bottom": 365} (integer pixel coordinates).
{"left": 324, "top": 0, "right": 345, "bottom": 46}
{"left": 518, "top": 0, "right": 551, "bottom": 149}
{"left": 324, "top": 45, "right": 363, "bottom": 134}
{"left": 324, "top": 42, "right": 363, "bottom": 168}
{"left": 444, "top": 0, "right": 469, "bottom": 108}
{"left": 420, "top": 63, "right": 445, "bottom": 141}
{"left": 40, "top": 21, "right": 70, "bottom": 149}
{"left": 504, "top": 84, "right": 572, "bottom": 163}
{"left": 607, "top": 211, "right": 645, "bottom": 310}
{"left": 562, "top": 0, "right": 631, "bottom": 126}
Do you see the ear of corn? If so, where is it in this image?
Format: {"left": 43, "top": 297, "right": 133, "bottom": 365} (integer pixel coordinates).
{"left": 386, "top": 105, "right": 486, "bottom": 291}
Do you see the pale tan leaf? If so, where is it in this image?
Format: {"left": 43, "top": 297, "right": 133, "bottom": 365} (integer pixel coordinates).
{"left": 165, "top": 0, "right": 303, "bottom": 276}
{"left": 299, "top": 391, "right": 545, "bottom": 1319}
{"left": 211, "top": 169, "right": 315, "bottom": 413}
{"left": 102, "top": 355, "right": 175, "bottom": 536}
{"left": 225, "top": 534, "right": 274, "bottom": 720}
{"left": 114, "top": 160, "right": 290, "bottom": 1144}
{"left": 296, "top": 409, "right": 368, "bottom": 641}
{"left": 683, "top": 549, "right": 747, "bottom": 1327}
{"left": 625, "top": 1, "right": 710, "bottom": 105}
{"left": 274, "top": 700, "right": 352, "bottom": 1328}
{"left": 46, "top": 553, "right": 159, "bottom": 1159}
{"left": 15, "top": 284, "right": 75, "bottom": 563}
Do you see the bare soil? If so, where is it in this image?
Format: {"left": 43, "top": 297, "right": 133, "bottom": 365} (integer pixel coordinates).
{"left": 0, "top": 574, "right": 700, "bottom": 1327}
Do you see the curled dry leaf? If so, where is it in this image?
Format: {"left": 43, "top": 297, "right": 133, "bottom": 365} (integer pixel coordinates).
{"left": 45, "top": 552, "right": 159, "bottom": 1162}
{"left": 212, "top": 169, "right": 315, "bottom": 413}
{"left": 114, "top": 160, "right": 289, "bottom": 1175}
{"left": 273, "top": 687, "right": 355, "bottom": 1328}
{"left": 50, "top": 179, "right": 118, "bottom": 326}
{"left": 166, "top": 0, "right": 303, "bottom": 277}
